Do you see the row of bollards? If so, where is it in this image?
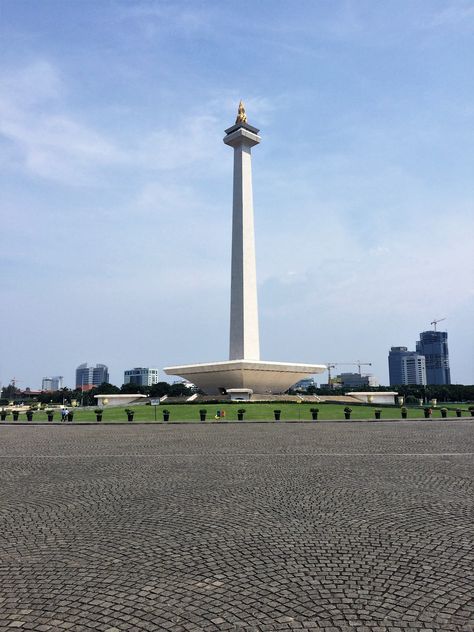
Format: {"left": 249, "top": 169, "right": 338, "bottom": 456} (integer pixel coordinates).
{"left": 1, "top": 406, "right": 473, "bottom": 423}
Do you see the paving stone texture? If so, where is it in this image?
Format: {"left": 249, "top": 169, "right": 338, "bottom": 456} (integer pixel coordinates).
{"left": 0, "top": 420, "right": 473, "bottom": 632}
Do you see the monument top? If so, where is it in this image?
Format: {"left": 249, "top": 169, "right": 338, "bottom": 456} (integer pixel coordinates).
{"left": 235, "top": 100, "right": 247, "bottom": 124}
{"left": 225, "top": 100, "right": 260, "bottom": 136}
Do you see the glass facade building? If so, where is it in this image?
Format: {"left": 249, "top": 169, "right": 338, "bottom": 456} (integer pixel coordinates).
{"left": 416, "top": 331, "right": 451, "bottom": 385}
{"left": 388, "top": 347, "right": 427, "bottom": 386}
{"left": 41, "top": 376, "right": 64, "bottom": 391}
{"left": 76, "top": 363, "right": 109, "bottom": 391}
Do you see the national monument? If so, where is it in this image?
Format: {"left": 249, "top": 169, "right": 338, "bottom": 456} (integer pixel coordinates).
{"left": 164, "top": 103, "right": 326, "bottom": 396}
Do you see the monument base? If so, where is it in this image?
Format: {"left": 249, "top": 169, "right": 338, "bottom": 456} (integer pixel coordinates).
{"left": 163, "top": 359, "right": 326, "bottom": 396}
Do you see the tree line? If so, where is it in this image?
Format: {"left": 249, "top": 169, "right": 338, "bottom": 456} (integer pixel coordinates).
{"left": 0, "top": 381, "right": 192, "bottom": 407}
{"left": 292, "top": 383, "right": 474, "bottom": 402}
{"left": 2, "top": 382, "right": 473, "bottom": 406}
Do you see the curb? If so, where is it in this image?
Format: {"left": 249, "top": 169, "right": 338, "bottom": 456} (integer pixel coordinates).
{"left": 2, "top": 417, "right": 473, "bottom": 426}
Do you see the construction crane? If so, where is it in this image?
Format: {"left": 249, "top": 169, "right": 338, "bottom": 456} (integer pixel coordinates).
{"left": 326, "top": 362, "right": 372, "bottom": 389}
{"left": 326, "top": 364, "right": 337, "bottom": 388}
{"left": 10, "top": 377, "right": 23, "bottom": 388}
{"left": 431, "top": 317, "right": 446, "bottom": 332}
{"left": 355, "top": 361, "right": 372, "bottom": 375}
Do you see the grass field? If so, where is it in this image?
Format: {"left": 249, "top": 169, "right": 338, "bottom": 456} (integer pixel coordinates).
{"left": 8, "top": 402, "right": 472, "bottom": 423}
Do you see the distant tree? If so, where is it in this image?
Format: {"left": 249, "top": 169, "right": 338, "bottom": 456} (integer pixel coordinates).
{"left": 121, "top": 382, "right": 148, "bottom": 395}
{"left": 361, "top": 384, "right": 474, "bottom": 403}
{"left": 169, "top": 382, "right": 191, "bottom": 397}
{"left": 149, "top": 382, "right": 171, "bottom": 398}
{"left": 38, "top": 387, "right": 76, "bottom": 405}
{"left": 1, "top": 384, "right": 20, "bottom": 400}
{"left": 95, "top": 382, "right": 120, "bottom": 394}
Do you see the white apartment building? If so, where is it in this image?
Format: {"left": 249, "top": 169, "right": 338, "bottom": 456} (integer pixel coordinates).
{"left": 123, "top": 367, "right": 159, "bottom": 387}
{"left": 401, "top": 354, "right": 427, "bottom": 385}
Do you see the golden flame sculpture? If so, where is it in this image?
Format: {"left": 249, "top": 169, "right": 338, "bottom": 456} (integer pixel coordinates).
{"left": 235, "top": 100, "right": 247, "bottom": 124}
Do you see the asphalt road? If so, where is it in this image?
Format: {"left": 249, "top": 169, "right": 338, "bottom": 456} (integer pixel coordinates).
{"left": 0, "top": 420, "right": 472, "bottom": 632}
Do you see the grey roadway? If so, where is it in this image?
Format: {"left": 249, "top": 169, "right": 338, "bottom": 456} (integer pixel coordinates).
{"left": 0, "top": 420, "right": 472, "bottom": 632}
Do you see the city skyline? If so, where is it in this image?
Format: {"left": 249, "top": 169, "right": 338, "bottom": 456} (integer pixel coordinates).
{"left": 1, "top": 330, "right": 458, "bottom": 391}
{"left": 1, "top": 1, "right": 473, "bottom": 388}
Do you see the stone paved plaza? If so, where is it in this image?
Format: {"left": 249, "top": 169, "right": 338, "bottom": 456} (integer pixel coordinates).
{"left": 0, "top": 420, "right": 473, "bottom": 632}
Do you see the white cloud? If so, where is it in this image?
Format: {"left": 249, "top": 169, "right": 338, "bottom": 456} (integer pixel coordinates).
{"left": 115, "top": 2, "right": 216, "bottom": 40}
{"left": 428, "top": 3, "right": 474, "bottom": 29}
{"left": 135, "top": 114, "right": 221, "bottom": 172}
{"left": 0, "top": 61, "right": 125, "bottom": 184}
{"left": 0, "top": 60, "right": 272, "bottom": 185}
{"left": 136, "top": 181, "right": 199, "bottom": 212}
{"left": 0, "top": 60, "right": 62, "bottom": 105}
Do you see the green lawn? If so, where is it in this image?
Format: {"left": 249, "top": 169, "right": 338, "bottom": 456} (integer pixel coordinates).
{"left": 11, "top": 402, "right": 472, "bottom": 423}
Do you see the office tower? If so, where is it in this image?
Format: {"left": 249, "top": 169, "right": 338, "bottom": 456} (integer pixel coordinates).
{"left": 76, "top": 363, "right": 109, "bottom": 391}
{"left": 401, "top": 354, "right": 426, "bottom": 385}
{"left": 41, "top": 376, "right": 64, "bottom": 391}
{"left": 416, "top": 331, "right": 451, "bottom": 385}
{"left": 388, "top": 347, "right": 427, "bottom": 386}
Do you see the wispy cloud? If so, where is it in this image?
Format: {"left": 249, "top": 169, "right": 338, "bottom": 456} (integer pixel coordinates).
{"left": 135, "top": 114, "right": 221, "bottom": 172}
{"left": 428, "top": 2, "right": 474, "bottom": 29}
{"left": 0, "top": 60, "right": 278, "bottom": 185}
{"left": 0, "top": 61, "right": 125, "bottom": 184}
{"left": 115, "top": 1, "right": 216, "bottom": 39}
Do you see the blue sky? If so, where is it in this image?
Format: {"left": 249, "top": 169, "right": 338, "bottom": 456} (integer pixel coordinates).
{"left": 1, "top": 0, "right": 473, "bottom": 389}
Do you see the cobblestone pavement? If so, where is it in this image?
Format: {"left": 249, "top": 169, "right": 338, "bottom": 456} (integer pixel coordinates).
{"left": 0, "top": 421, "right": 472, "bottom": 632}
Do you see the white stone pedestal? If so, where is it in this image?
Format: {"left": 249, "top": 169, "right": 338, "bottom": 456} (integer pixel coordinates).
{"left": 164, "top": 360, "right": 326, "bottom": 396}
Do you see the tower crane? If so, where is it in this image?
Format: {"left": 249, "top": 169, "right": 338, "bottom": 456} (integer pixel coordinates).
{"left": 355, "top": 361, "right": 372, "bottom": 375}
{"left": 431, "top": 317, "right": 446, "bottom": 332}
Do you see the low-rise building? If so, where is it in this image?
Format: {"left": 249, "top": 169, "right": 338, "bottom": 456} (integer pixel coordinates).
{"left": 124, "top": 367, "right": 159, "bottom": 387}
{"left": 291, "top": 377, "right": 316, "bottom": 392}
{"left": 338, "top": 372, "right": 379, "bottom": 389}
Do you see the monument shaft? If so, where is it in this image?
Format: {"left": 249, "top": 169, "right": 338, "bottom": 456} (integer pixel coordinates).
{"left": 225, "top": 126, "right": 261, "bottom": 361}
{"left": 164, "top": 104, "right": 326, "bottom": 396}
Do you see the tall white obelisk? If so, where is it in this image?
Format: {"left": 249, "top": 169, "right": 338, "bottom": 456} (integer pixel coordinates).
{"left": 164, "top": 103, "right": 326, "bottom": 395}
{"left": 224, "top": 101, "right": 261, "bottom": 361}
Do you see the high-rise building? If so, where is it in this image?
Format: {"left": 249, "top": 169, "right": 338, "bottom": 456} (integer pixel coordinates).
{"left": 42, "top": 376, "right": 63, "bottom": 391}
{"left": 388, "top": 347, "right": 409, "bottom": 385}
{"left": 416, "top": 331, "right": 451, "bottom": 385}
{"left": 388, "top": 347, "right": 427, "bottom": 386}
{"left": 76, "top": 363, "right": 109, "bottom": 391}
{"left": 124, "top": 367, "right": 159, "bottom": 387}
{"left": 401, "top": 354, "right": 426, "bottom": 385}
